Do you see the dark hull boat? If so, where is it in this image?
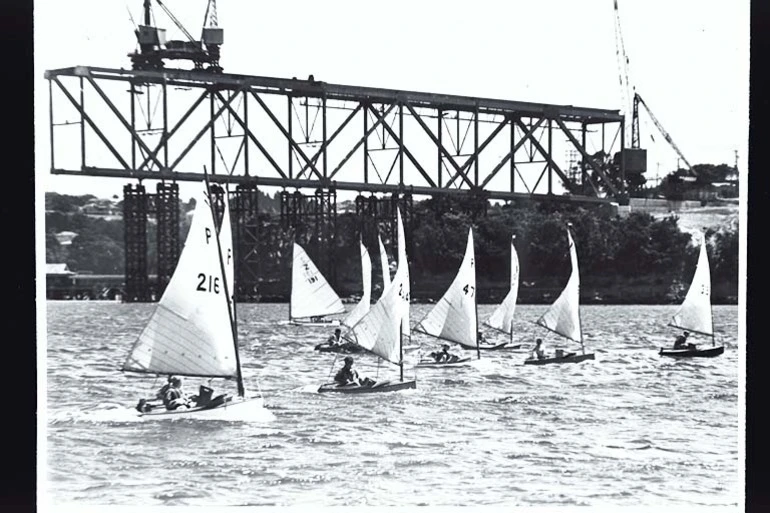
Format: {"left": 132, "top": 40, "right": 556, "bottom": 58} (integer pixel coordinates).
{"left": 318, "top": 380, "right": 416, "bottom": 394}
{"left": 458, "top": 341, "right": 513, "bottom": 351}
{"left": 314, "top": 342, "right": 364, "bottom": 354}
{"left": 416, "top": 356, "right": 473, "bottom": 368}
{"left": 659, "top": 346, "right": 725, "bottom": 358}
{"left": 524, "top": 352, "right": 596, "bottom": 365}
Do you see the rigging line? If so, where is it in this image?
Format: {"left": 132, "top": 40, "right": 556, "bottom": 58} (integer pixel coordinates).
{"left": 458, "top": 113, "right": 474, "bottom": 155}
{"left": 150, "top": 87, "right": 163, "bottom": 129}
{"left": 367, "top": 153, "right": 385, "bottom": 184}
{"left": 308, "top": 99, "right": 321, "bottom": 140}
{"left": 369, "top": 109, "right": 386, "bottom": 148}
{"left": 126, "top": 4, "right": 138, "bottom": 29}
{"left": 290, "top": 99, "right": 309, "bottom": 142}
{"left": 214, "top": 141, "right": 232, "bottom": 176}
{"left": 441, "top": 113, "right": 459, "bottom": 154}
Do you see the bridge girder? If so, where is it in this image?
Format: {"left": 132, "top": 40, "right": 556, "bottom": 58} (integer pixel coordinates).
{"left": 46, "top": 65, "right": 627, "bottom": 204}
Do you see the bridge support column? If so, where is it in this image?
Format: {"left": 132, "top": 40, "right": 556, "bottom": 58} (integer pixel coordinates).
{"left": 123, "top": 183, "right": 150, "bottom": 302}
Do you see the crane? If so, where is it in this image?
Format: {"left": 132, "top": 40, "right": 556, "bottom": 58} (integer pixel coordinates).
{"left": 129, "top": 0, "right": 223, "bottom": 73}
{"left": 633, "top": 93, "right": 693, "bottom": 173}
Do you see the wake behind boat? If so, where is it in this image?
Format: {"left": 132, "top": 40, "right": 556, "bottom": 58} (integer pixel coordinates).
{"left": 122, "top": 178, "right": 270, "bottom": 419}
{"left": 659, "top": 234, "right": 724, "bottom": 358}
{"left": 525, "top": 226, "right": 595, "bottom": 366}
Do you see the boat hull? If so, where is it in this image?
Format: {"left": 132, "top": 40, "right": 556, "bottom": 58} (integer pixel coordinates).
{"left": 314, "top": 343, "right": 364, "bottom": 354}
{"left": 290, "top": 319, "right": 341, "bottom": 327}
{"left": 416, "top": 357, "right": 473, "bottom": 368}
{"left": 458, "top": 342, "right": 511, "bottom": 351}
{"left": 317, "top": 380, "right": 416, "bottom": 394}
{"left": 659, "top": 346, "right": 725, "bottom": 358}
{"left": 137, "top": 395, "right": 270, "bottom": 419}
{"left": 524, "top": 353, "right": 596, "bottom": 365}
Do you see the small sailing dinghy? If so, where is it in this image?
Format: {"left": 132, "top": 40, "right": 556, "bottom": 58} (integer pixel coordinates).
{"left": 318, "top": 209, "right": 416, "bottom": 393}
{"left": 289, "top": 243, "right": 345, "bottom": 326}
{"left": 414, "top": 228, "right": 492, "bottom": 367}
{"left": 525, "top": 227, "right": 595, "bottom": 366}
{"left": 483, "top": 235, "right": 523, "bottom": 350}
{"left": 659, "top": 234, "right": 725, "bottom": 358}
{"left": 314, "top": 239, "right": 371, "bottom": 354}
{"left": 123, "top": 181, "right": 270, "bottom": 418}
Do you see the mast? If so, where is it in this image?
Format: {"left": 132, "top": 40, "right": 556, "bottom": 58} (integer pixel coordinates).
{"left": 204, "top": 170, "right": 245, "bottom": 397}
{"left": 400, "top": 319, "right": 404, "bottom": 381}
{"left": 475, "top": 283, "right": 480, "bottom": 360}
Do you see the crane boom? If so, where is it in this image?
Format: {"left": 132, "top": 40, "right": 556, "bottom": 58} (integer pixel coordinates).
{"left": 156, "top": 0, "right": 197, "bottom": 44}
{"left": 634, "top": 93, "right": 693, "bottom": 172}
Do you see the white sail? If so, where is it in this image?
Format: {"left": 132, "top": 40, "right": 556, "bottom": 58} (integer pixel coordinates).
{"left": 397, "top": 209, "right": 410, "bottom": 337}
{"left": 378, "top": 234, "right": 391, "bottom": 293}
{"left": 122, "top": 189, "right": 238, "bottom": 378}
{"left": 536, "top": 228, "right": 582, "bottom": 344}
{"left": 342, "top": 241, "right": 372, "bottom": 328}
{"left": 486, "top": 236, "right": 520, "bottom": 334}
{"left": 415, "top": 228, "right": 477, "bottom": 347}
{"left": 290, "top": 243, "right": 345, "bottom": 319}
{"left": 345, "top": 210, "right": 410, "bottom": 365}
{"left": 670, "top": 235, "right": 713, "bottom": 336}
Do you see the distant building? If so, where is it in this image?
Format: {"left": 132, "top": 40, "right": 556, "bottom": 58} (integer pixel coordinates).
{"left": 54, "top": 231, "right": 78, "bottom": 246}
{"left": 79, "top": 199, "right": 122, "bottom": 218}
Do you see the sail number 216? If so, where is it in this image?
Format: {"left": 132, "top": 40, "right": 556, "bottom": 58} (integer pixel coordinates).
{"left": 197, "top": 273, "right": 221, "bottom": 294}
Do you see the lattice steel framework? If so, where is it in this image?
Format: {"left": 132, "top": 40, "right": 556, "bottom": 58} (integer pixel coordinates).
{"left": 279, "top": 189, "right": 338, "bottom": 288}
{"left": 155, "top": 181, "right": 180, "bottom": 296}
{"left": 232, "top": 184, "right": 261, "bottom": 301}
{"left": 45, "top": 66, "right": 628, "bottom": 203}
{"left": 123, "top": 183, "right": 150, "bottom": 302}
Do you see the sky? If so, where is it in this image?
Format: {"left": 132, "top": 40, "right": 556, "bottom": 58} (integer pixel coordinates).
{"left": 33, "top": 0, "right": 750, "bottom": 201}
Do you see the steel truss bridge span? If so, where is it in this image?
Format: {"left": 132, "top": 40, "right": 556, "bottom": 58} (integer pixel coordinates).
{"left": 45, "top": 65, "right": 627, "bottom": 204}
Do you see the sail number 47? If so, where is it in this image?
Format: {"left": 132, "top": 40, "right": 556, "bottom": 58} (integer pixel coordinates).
{"left": 463, "top": 284, "right": 475, "bottom": 297}
{"left": 197, "top": 273, "right": 221, "bottom": 294}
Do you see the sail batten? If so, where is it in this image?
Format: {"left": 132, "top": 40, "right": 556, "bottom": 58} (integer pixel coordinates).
{"left": 122, "top": 190, "right": 238, "bottom": 378}
{"left": 486, "top": 237, "right": 520, "bottom": 334}
{"left": 342, "top": 241, "right": 372, "bottom": 328}
{"left": 670, "top": 236, "right": 713, "bottom": 336}
{"left": 414, "top": 228, "right": 477, "bottom": 348}
{"left": 290, "top": 243, "right": 345, "bottom": 319}
{"left": 535, "top": 228, "right": 582, "bottom": 344}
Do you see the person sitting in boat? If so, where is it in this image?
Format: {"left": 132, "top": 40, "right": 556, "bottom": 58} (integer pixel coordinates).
{"left": 163, "top": 376, "right": 193, "bottom": 410}
{"left": 673, "top": 331, "right": 695, "bottom": 350}
{"left": 530, "top": 339, "right": 547, "bottom": 360}
{"left": 327, "top": 328, "right": 343, "bottom": 346}
{"left": 429, "top": 344, "right": 456, "bottom": 363}
{"left": 477, "top": 331, "right": 487, "bottom": 345}
{"left": 335, "top": 356, "right": 361, "bottom": 385}
{"left": 155, "top": 375, "right": 173, "bottom": 400}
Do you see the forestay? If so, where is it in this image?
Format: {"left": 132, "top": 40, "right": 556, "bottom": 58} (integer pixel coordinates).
{"left": 485, "top": 236, "right": 520, "bottom": 334}
{"left": 414, "top": 228, "right": 477, "bottom": 347}
{"left": 290, "top": 243, "right": 345, "bottom": 319}
{"left": 122, "top": 190, "right": 238, "bottom": 378}
{"left": 670, "top": 235, "right": 713, "bottom": 336}
{"left": 342, "top": 241, "right": 372, "bottom": 328}
{"left": 344, "top": 209, "right": 410, "bottom": 365}
{"left": 536, "top": 228, "right": 582, "bottom": 344}
{"left": 378, "top": 234, "right": 391, "bottom": 293}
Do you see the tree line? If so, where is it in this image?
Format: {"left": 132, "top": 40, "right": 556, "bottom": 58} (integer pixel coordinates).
{"left": 45, "top": 192, "right": 738, "bottom": 304}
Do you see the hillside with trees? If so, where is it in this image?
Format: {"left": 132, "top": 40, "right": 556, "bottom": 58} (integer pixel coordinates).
{"left": 44, "top": 191, "right": 739, "bottom": 304}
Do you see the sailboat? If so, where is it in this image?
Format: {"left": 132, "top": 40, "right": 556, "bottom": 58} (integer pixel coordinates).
{"left": 483, "top": 235, "right": 523, "bottom": 350}
{"left": 659, "top": 234, "right": 725, "bottom": 357}
{"left": 413, "top": 228, "right": 480, "bottom": 368}
{"left": 525, "top": 226, "right": 595, "bottom": 365}
{"left": 289, "top": 243, "right": 345, "bottom": 326}
{"left": 318, "top": 209, "right": 416, "bottom": 393}
{"left": 123, "top": 180, "right": 270, "bottom": 418}
{"left": 314, "top": 239, "right": 371, "bottom": 354}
